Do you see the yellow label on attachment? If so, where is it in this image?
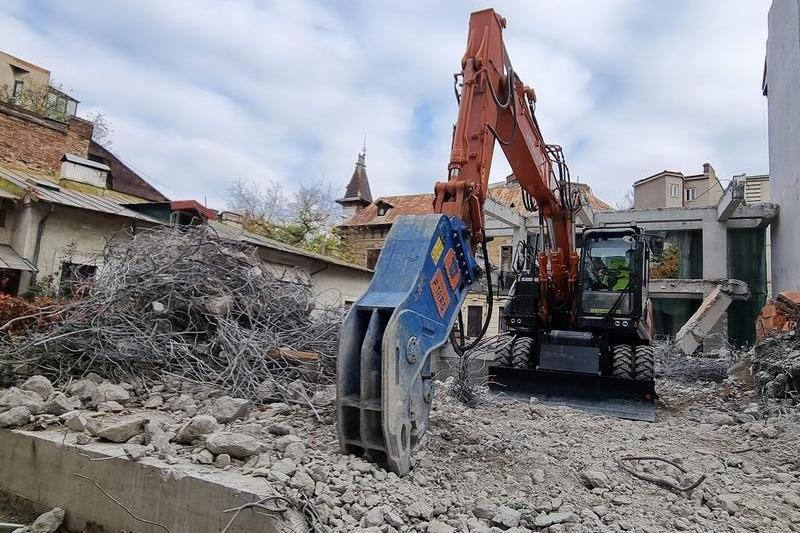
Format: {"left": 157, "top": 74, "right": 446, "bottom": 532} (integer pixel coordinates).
{"left": 430, "top": 237, "right": 444, "bottom": 264}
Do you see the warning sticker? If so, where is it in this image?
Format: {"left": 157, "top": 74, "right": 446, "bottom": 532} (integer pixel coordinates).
{"left": 444, "top": 248, "right": 461, "bottom": 290}
{"left": 430, "top": 237, "right": 444, "bottom": 264}
{"left": 429, "top": 269, "right": 451, "bottom": 318}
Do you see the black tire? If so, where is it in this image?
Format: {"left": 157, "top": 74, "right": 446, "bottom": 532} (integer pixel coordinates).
{"left": 612, "top": 345, "right": 633, "bottom": 378}
{"left": 511, "top": 337, "right": 534, "bottom": 368}
{"left": 495, "top": 337, "right": 514, "bottom": 367}
{"left": 633, "top": 345, "right": 655, "bottom": 380}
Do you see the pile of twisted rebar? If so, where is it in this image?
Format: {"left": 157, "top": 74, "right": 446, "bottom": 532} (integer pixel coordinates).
{"left": 0, "top": 225, "right": 343, "bottom": 399}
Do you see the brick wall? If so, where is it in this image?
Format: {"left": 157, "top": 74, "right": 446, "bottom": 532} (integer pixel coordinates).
{"left": 339, "top": 225, "right": 390, "bottom": 269}
{"left": 0, "top": 102, "right": 93, "bottom": 174}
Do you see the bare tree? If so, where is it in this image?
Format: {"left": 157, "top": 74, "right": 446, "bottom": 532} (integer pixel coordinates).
{"left": 86, "top": 111, "right": 114, "bottom": 147}
{"left": 616, "top": 187, "right": 634, "bottom": 210}
{"left": 227, "top": 178, "right": 348, "bottom": 258}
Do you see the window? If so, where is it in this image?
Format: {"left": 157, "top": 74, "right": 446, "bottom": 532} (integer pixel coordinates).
{"left": 467, "top": 305, "right": 483, "bottom": 337}
{"left": 500, "top": 245, "right": 513, "bottom": 271}
{"left": 377, "top": 204, "right": 391, "bottom": 216}
{"left": 498, "top": 306, "right": 507, "bottom": 332}
{"left": 685, "top": 188, "right": 696, "bottom": 202}
{"left": 59, "top": 262, "right": 97, "bottom": 297}
{"left": 366, "top": 248, "right": 381, "bottom": 270}
{"left": 581, "top": 236, "right": 636, "bottom": 315}
{"left": 0, "top": 269, "right": 21, "bottom": 295}
{"left": 669, "top": 184, "right": 679, "bottom": 198}
{"left": 12, "top": 80, "right": 23, "bottom": 98}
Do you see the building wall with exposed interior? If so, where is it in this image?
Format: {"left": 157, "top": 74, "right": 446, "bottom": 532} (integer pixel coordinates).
{"left": 765, "top": 0, "right": 800, "bottom": 294}
{"left": 0, "top": 102, "right": 93, "bottom": 175}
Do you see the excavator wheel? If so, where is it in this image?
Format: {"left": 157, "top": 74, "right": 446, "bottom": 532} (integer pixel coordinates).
{"left": 510, "top": 336, "right": 534, "bottom": 368}
{"left": 495, "top": 337, "right": 514, "bottom": 367}
{"left": 633, "top": 345, "right": 655, "bottom": 380}
{"left": 612, "top": 345, "right": 633, "bottom": 378}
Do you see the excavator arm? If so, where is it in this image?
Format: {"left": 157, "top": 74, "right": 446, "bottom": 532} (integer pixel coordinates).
{"left": 336, "top": 8, "right": 576, "bottom": 475}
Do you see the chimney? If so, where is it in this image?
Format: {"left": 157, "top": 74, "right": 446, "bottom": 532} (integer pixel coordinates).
{"left": 60, "top": 153, "right": 110, "bottom": 189}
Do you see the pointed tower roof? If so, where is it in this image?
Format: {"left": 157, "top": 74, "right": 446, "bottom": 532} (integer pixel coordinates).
{"left": 337, "top": 149, "right": 373, "bottom": 207}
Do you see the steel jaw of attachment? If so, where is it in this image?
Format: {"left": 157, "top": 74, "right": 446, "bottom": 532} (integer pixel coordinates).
{"left": 336, "top": 214, "right": 478, "bottom": 475}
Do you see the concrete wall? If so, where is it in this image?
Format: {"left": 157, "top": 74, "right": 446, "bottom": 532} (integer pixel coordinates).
{"left": 255, "top": 247, "right": 371, "bottom": 309}
{"left": 311, "top": 262, "right": 372, "bottom": 307}
{"left": 634, "top": 175, "right": 684, "bottom": 209}
{"left": 0, "top": 429, "right": 289, "bottom": 533}
{"left": 0, "top": 51, "right": 49, "bottom": 97}
{"left": 766, "top": 0, "right": 800, "bottom": 294}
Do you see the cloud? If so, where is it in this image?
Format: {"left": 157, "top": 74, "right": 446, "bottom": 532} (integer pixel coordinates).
{"left": 0, "top": 0, "right": 768, "bottom": 208}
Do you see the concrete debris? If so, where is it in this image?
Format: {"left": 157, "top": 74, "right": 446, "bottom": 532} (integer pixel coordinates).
{"left": 11, "top": 507, "right": 64, "bottom": 533}
{"left": 20, "top": 375, "right": 53, "bottom": 400}
{"left": 204, "top": 432, "right": 261, "bottom": 459}
{"left": 0, "top": 406, "right": 32, "bottom": 428}
{"left": 43, "top": 392, "right": 72, "bottom": 415}
{"left": 95, "top": 415, "right": 148, "bottom": 443}
{"left": 211, "top": 396, "right": 251, "bottom": 423}
{"left": 173, "top": 414, "right": 218, "bottom": 444}
{"left": 751, "top": 329, "right": 800, "bottom": 400}
{"left": 579, "top": 468, "right": 609, "bottom": 489}
{"left": 0, "top": 388, "right": 45, "bottom": 414}
{"left": 4, "top": 351, "right": 800, "bottom": 533}
{"left": 90, "top": 383, "right": 130, "bottom": 405}
{"left": 491, "top": 505, "right": 521, "bottom": 528}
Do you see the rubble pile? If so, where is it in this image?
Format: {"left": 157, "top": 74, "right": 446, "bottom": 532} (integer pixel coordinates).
{"left": 0, "top": 226, "right": 342, "bottom": 401}
{"left": 2, "top": 370, "right": 800, "bottom": 533}
{"left": 653, "top": 338, "right": 736, "bottom": 383}
{"left": 751, "top": 330, "right": 800, "bottom": 400}
{"left": 757, "top": 291, "right": 800, "bottom": 338}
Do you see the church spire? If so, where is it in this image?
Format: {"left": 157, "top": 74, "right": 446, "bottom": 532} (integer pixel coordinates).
{"left": 336, "top": 143, "right": 373, "bottom": 217}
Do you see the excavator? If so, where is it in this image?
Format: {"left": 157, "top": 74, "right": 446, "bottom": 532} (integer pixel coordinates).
{"left": 336, "top": 8, "right": 657, "bottom": 475}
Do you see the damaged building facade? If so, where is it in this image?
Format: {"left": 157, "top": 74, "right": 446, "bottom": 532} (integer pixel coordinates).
{"left": 599, "top": 164, "right": 777, "bottom": 347}
{"left": 0, "top": 51, "right": 371, "bottom": 307}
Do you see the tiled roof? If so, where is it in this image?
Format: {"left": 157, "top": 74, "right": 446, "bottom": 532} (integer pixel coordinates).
{"left": 340, "top": 193, "right": 434, "bottom": 226}
{"left": 208, "top": 220, "right": 372, "bottom": 272}
{"left": 340, "top": 176, "right": 614, "bottom": 227}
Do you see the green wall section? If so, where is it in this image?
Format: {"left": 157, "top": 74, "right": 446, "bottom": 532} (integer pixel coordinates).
{"left": 727, "top": 228, "right": 768, "bottom": 347}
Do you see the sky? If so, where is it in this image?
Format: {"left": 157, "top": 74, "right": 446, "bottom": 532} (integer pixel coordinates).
{"left": 0, "top": 1, "right": 770, "bottom": 209}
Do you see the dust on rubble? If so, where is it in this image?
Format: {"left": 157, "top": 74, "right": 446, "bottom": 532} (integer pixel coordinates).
{"left": 2, "top": 363, "right": 800, "bottom": 533}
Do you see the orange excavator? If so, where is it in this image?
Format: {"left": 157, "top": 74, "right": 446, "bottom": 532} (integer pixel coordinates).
{"left": 337, "top": 8, "right": 657, "bottom": 475}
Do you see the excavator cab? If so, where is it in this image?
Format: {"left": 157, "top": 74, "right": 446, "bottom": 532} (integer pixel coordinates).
{"left": 491, "top": 227, "right": 656, "bottom": 421}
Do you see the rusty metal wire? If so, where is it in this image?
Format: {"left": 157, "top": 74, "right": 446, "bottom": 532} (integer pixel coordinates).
{"left": 0, "top": 225, "right": 343, "bottom": 401}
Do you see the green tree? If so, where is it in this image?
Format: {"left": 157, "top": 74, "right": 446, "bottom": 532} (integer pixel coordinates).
{"left": 227, "top": 178, "right": 354, "bottom": 261}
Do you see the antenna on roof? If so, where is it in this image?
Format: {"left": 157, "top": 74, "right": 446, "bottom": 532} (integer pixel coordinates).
{"left": 362, "top": 133, "right": 367, "bottom": 156}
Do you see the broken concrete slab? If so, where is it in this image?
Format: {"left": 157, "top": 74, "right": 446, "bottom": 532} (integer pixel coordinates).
{"left": 20, "top": 376, "right": 54, "bottom": 400}
{"left": 95, "top": 415, "right": 148, "bottom": 443}
{"left": 204, "top": 432, "right": 261, "bottom": 459}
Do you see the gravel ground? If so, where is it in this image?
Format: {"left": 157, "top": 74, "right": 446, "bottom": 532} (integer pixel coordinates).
{"left": 2, "top": 367, "right": 800, "bottom": 533}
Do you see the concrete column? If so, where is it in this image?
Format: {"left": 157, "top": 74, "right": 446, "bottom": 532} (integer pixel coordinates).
{"left": 701, "top": 216, "right": 728, "bottom": 279}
